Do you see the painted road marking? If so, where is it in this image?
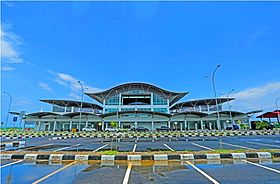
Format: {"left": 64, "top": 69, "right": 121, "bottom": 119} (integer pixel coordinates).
{"left": 53, "top": 144, "right": 81, "bottom": 152}
{"left": 246, "top": 142, "right": 280, "bottom": 148}
{"left": 93, "top": 144, "right": 108, "bottom": 152}
{"left": 186, "top": 161, "right": 220, "bottom": 184}
{"left": 0, "top": 160, "right": 23, "bottom": 169}
{"left": 191, "top": 143, "right": 214, "bottom": 150}
{"left": 122, "top": 162, "right": 133, "bottom": 184}
{"left": 164, "top": 143, "right": 175, "bottom": 151}
{"left": 220, "top": 142, "right": 255, "bottom": 150}
{"left": 132, "top": 144, "right": 137, "bottom": 152}
{"left": 243, "top": 160, "right": 280, "bottom": 174}
{"left": 22, "top": 143, "right": 54, "bottom": 150}
{"left": 32, "top": 161, "right": 76, "bottom": 184}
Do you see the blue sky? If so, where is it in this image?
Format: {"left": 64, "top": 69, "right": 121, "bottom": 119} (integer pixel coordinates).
{"left": 1, "top": 1, "right": 280, "bottom": 125}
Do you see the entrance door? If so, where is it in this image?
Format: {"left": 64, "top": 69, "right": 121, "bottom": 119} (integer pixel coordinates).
{"left": 44, "top": 124, "right": 50, "bottom": 131}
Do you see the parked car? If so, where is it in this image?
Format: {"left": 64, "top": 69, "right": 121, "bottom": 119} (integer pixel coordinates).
{"left": 105, "top": 127, "right": 118, "bottom": 132}
{"left": 156, "top": 126, "right": 172, "bottom": 132}
{"left": 131, "top": 126, "right": 149, "bottom": 132}
{"left": 225, "top": 125, "right": 239, "bottom": 130}
{"left": 82, "top": 127, "right": 96, "bottom": 132}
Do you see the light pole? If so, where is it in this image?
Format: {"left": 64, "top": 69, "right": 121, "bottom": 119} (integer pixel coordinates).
{"left": 3, "top": 92, "right": 12, "bottom": 128}
{"left": 212, "top": 64, "right": 221, "bottom": 131}
{"left": 275, "top": 97, "right": 280, "bottom": 123}
{"left": 227, "top": 89, "right": 234, "bottom": 125}
{"left": 78, "top": 81, "right": 84, "bottom": 131}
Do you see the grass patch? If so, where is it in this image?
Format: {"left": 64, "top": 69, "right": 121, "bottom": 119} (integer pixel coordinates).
{"left": 99, "top": 150, "right": 119, "bottom": 155}
{"left": 212, "top": 149, "right": 246, "bottom": 154}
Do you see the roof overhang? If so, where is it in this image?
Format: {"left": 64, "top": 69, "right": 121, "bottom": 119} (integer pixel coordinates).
{"left": 40, "top": 99, "right": 103, "bottom": 110}
{"left": 101, "top": 110, "right": 171, "bottom": 118}
{"left": 170, "top": 98, "right": 234, "bottom": 110}
{"left": 85, "top": 82, "right": 188, "bottom": 106}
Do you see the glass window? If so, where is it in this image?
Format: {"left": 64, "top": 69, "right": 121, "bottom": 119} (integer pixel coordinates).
{"left": 153, "top": 94, "right": 167, "bottom": 105}
{"left": 52, "top": 105, "right": 64, "bottom": 112}
{"left": 105, "top": 108, "right": 118, "bottom": 113}
{"left": 121, "top": 108, "right": 135, "bottom": 111}
{"left": 154, "top": 108, "right": 168, "bottom": 113}
{"left": 137, "top": 108, "right": 151, "bottom": 111}
{"left": 105, "top": 94, "right": 119, "bottom": 105}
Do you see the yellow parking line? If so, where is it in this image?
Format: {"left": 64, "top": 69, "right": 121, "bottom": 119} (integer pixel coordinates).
{"left": 186, "top": 161, "right": 220, "bottom": 184}
{"left": 32, "top": 161, "right": 76, "bottom": 184}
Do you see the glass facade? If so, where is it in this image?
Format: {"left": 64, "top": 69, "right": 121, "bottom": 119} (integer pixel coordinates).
{"left": 154, "top": 108, "right": 168, "bottom": 113}
{"left": 105, "top": 108, "right": 118, "bottom": 113}
{"left": 105, "top": 94, "right": 119, "bottom": 105}
{"left": 153, "top": 94, "right": 167, "bottom": 105}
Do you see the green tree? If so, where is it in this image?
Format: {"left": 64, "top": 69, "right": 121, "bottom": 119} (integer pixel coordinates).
{"left": 256, "top": 121, "right": 269, "bottom": 130}
{"left": 110, "top": 121, "right": 118, "bottom": 128}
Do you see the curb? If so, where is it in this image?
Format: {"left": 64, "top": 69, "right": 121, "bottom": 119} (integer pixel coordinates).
{"left": 0, "top": 141, "right": 26, "bottom": 149}
{"left": 1, "top": 152, "right": 279, "bottom": 161}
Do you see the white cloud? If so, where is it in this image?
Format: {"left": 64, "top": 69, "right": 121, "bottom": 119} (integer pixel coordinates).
{"left": 2, "top": 66, "right": 15, "bottom": 71}
{"left": 229, "top": 82, "right": 280, "bottom": 112}
{"left": 38, "top": 82, "right": 53, "bottom": 92}
{"left": 49, "top": 71, "right": 102, "bottom": 99}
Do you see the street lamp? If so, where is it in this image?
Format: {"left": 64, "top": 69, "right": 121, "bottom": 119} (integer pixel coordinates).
{"left": 227, "top": 89, "right": 234, "bottom": 125}
{"left": 3, "top": 91, "right": 12, "bottom": 128}
{"left": 275, "top": 97, "right": 280, "bottom": 122}
{"left": 211, "top": 65, "right": 221, "bottom": 131}
{"left": 78, "top": 81, "right": 84, "bottom": 131}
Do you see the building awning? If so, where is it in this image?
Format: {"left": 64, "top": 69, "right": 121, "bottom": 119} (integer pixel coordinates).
{"left": 40, "top": 99, "right": 103, "bottom": 110}
{"left": 101, "top": 110, "right": 171, "bottom": 118}
{"left": 210, "top": 111, "right": 246, "bottom": 117}
{"left": 63, "top": 112, "right": 100, "bottom": 118}
{"left": 172, "top": 111, "right": 208, "bottom": 117}
{"left": 26, "top": 112, "right": 61, "bottom": 118}
{"left": 256, "top": 110, "right": 280, "bottom": 118}
{"left": 170, "top": 98, "right": 234, "bottom": 110}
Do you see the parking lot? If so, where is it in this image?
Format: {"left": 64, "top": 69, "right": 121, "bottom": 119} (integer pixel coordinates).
{"left": 1, "top": 134, "right": 280, "bottom": 152}
{"left": 1, "top": 159, "right": 280, "bottom": 184}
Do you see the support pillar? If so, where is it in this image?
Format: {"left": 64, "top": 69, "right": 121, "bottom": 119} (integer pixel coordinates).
{"left": 38, "top": 121, "right": 41, "bottom": 131}
{"left": 102, "top": 121, "right": 104, "bottom": 131}
{"left": 134, "top": 121, "right": 138, "bottom": 128}
{"left": 69, "top": 120, "right": 72, "bottom": 131}
{"left": 200, "top": 119, "right": 204, "bottom": 130}
{"left": 209, "top": 122, "right": 212, "bottom": 130}
{"left": 118, "top": 121, "right": 121, "bottom": 128}
{"left": 195, "top": 123, "right": 198, "bottom": 130}
{"left": 180, "top": 122, "right": 182, "bottom": 131}
{"left": 86, "top": 120, "right": 88, "bottom": 127}
{"left": 184, "top": 120, "right": 187, "bottom": 131}
{"left": 168, "top": 121, "right": 171, "bottom": 128}
{"left": 152, "top": 121, "right": 154, "bottom": 131}
{"left": 53, "top": 121, "right": 57, "bottom": 132}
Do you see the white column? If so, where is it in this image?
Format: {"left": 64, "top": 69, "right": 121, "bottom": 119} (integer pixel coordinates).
{"left": 152, "top": 121, "right": 154, "bottom": 131}
{"left": 184, "top": 120, "right": 187, "bottom": 131}
{"left": 180, "top": 122, "right": 182, "bottom": 131}
{"left": 168, "top": 120, "right": 171, "bottom": 128}
{"left": 209, "top": 122, "right": 212, "bottom": 130}
{"left": 187, "top": 121, "right": 190, "bottom": 130}
{"left": 200, "top": 119, "right": 204, "bottom": 130}
{"left": 86, "top": 119, "right": 88, "bottom": 127}
{"left": 37, "top": 121, "right": 41, "bottom": 131}
{"left": 195, "top": 122, "right": 198, "bottom": 130}
{"left": 118, "top": 121, "right": 121, "bottom": 128}
{"left": 102, "top": 120, "right": 105, "bottom": 131}
{"left": 53, "top": 121, "right": 57, "bottom": 132}
{"left": 134, "top": 121, "right": 138, "bottom": 128}
{"left": 69, "top": 120, "right": 72, "bottom": 130}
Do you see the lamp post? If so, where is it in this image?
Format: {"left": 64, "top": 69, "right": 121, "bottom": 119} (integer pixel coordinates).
{"left": 211, "top": 65, "right": 221, "bottom": 131}
{"left": 227, "top": 89, "right": 234, "bottom": 125}
{"left": 78, "top": 81, "right": 84, "bottom": 131}
{"left": 3, "top": 92, "right": 12, "bottom": 128}
{"left": 276, "top": 97, "right": 280, "bottom": 123}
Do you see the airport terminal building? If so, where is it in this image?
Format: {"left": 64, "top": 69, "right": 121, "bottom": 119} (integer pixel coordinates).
{"left": 25, "top": 82, "right": 250, "bottom": 131}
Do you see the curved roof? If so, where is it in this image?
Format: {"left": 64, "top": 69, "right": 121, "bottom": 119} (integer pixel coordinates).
{"left": 63, "top": 112, "right": 101, "bottom": 118}
{"left": 40, "top": 99, "right": 103, "bottom": 110}
{"left": 170, "top": 98, "right": 234, "bottom": 110}
{"left": 210, "top": 111, "right": 246, "bottom": 117}
{"left": 26, "top": 112, "right": 61, "bottom": 118}
{"left": 172, "top": 111, "right": 208, "bottom": 117}
{"left": 101, "top": 110, "right": 171, "bottom": 118}
{"left": 85, "top": 82, "right": 188, "bottom": 106}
